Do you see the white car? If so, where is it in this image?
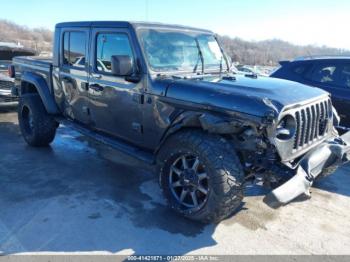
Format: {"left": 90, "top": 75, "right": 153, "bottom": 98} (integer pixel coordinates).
{"left": 236, "top": 66, "right": 269, "bottom": 77}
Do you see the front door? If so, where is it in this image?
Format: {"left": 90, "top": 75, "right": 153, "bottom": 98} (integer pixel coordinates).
{"left": 59, "top": 28, "right": 90, "bottom": 125}
{"left": 88, "top": 28, "right": 144, "bottom": 145}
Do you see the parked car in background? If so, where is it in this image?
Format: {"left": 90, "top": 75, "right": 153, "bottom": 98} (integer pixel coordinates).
{"left": 0, "top": 73, "right": 17, "bottom": 106}
{"left": 236, "top": 65, "right": 268, "bottom": 76}
{"left": 0, "top": 43, "right": 35, "bottom": 106}
{"left": 271, "top": 56, "right": 350, "bottom": 128}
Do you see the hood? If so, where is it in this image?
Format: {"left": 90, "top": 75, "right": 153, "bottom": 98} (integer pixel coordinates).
{"left": 165, "top": 75, "right": 329, "bottom": 118}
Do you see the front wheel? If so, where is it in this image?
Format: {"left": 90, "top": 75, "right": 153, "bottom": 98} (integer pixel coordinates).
{"left": 18, "top": 94, "right": 58, "bottom": 147}
{"left": 157, "top": 130, "right": 244, "bottom": 223}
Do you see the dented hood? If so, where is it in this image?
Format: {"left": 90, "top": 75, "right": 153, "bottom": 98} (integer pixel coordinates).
{"left": 165, "top": 75, "right": 329, "bottom": 118}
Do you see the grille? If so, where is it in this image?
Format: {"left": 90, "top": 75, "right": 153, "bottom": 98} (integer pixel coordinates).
{"left": 293, "top": 98, "right": 332, "bottom": 151}
{"left": 0, "top": 80, "right": 14, "bottom": 90}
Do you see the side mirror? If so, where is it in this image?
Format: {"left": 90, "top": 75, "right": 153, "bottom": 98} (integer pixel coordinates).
{"left": 111, "top": 55, "right": 133, "bottom": 76}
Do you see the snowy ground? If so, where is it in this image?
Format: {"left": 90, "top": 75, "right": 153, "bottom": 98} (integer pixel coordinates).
{"left": 0, "top": 109, "right": 349, "bottom": 256}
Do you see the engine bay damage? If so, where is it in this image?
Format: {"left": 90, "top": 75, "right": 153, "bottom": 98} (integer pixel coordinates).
{"left": 160, "top": 109, "right": 350, "bottom": 209}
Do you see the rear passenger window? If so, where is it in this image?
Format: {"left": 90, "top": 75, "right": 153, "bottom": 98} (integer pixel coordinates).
{"left": 339, "top": 65, "right": 350, "bottom": 88}
{"left": 62, "top": 31, "right": 86, "bottom": 68}
{"left": 96, "top": 33, "right": 133, "bottom": 73}
{"left": 293, "top": 65, "right": 307, "bottom": 75}
{"left": 307, "top": 64, "right": 339, "bottom": 84}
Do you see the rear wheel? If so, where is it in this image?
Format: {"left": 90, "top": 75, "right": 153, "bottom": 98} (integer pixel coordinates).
{"left": 18, "top": 94, "right": 58, "bottom": 147}
{"left": 158, "top": 130, "right": 244, "bottom": 223}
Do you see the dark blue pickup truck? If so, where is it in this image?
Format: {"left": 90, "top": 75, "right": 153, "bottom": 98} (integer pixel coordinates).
{"left": 10, "top": 21, "right": 350, "bottom": 223}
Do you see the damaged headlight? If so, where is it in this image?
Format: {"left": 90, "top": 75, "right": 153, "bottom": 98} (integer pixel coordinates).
{"left": 275, "top": 114, "right": 296, "bottom": 140}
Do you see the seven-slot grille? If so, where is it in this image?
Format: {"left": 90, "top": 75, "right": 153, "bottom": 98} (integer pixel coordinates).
{"left": 293, "top": 98, "right": 332, "bottom": 151}
{"left": 0, "top": 80, "right": 14, "bottom": 90}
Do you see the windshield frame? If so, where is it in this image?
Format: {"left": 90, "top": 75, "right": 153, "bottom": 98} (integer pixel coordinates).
{"left": 135, "top": 26, "right": 230, "bottom": 76}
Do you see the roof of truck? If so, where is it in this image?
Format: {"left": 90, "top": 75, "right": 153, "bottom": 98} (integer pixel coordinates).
{"left": 55, "top": 21, "right": 213, "bottom": 33}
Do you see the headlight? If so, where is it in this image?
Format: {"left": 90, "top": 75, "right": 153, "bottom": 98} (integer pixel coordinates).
{"left": 275, "top": 115, "right": 296, "bottom": 140}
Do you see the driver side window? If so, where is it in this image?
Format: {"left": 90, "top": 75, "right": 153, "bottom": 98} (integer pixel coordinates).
{"left": 95, "top": 33, "right": 134, "bottom": 74}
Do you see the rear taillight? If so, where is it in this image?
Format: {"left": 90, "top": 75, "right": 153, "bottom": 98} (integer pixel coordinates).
{"left": 8, "top": 65, "right": 15, "bottom": 78}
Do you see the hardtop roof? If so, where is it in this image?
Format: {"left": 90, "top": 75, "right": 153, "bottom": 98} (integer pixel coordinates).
{"left": 55, "top": 21, "right": 213, "bottom": 33}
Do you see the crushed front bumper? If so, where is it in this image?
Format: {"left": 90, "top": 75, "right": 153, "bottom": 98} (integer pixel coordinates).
{"left": 265, "top": 131, "right": 350, "bottom": 206}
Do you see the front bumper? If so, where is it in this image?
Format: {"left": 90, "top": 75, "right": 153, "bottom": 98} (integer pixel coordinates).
{"left": 265, "top": 131, "right": 350, "bottom": 206}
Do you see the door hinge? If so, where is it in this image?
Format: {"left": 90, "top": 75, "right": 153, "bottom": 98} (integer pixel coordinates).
{"left": 132, "top": 93, "right": 144, "bottom": 104}
{"left": 81, "top": 82, "right": 89, "bottom": 91}
{"left": 82, "top": 106, "right": 90, "bottom": 115}
{"left": 132, "top": 122, "right": 143, "bottom": 133}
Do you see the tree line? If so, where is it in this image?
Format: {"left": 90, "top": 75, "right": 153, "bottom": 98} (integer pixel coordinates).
{"left": 219, "top": 36, "right": 350, "bottom": 66}
{"left": 0, "top": 19, "right": 52, "bottom": 53}
{"left": 1, "top": 19, "right": 349, "bottom": 65}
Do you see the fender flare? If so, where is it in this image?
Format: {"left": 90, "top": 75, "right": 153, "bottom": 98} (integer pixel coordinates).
{"left": 155, "top": 111, "right": 244, "bottom": 154}
{"left": 21, "top": 72, "right": 59, "bottom": 114}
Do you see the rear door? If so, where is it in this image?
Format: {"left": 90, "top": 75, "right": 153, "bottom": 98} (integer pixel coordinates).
{"left": 88, "top": 27, "right": 144, "bottom": 145}
{"left": 59, "top": 28, "right": 90, "bottom": 125}
{"left": 330, "top": 63, "right": 350, "bottom": 126}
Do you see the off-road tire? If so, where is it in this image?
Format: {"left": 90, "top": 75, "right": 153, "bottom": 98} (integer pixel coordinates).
{"left": 157, "top": 129, "right": 244, "bottom": 224}
{"left": 18, "top": 94, "right": 57, "bottom": 147}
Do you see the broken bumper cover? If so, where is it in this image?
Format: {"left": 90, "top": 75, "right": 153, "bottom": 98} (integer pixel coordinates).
{"left": 265, "top": 131, "right": 350, "bottom": 207}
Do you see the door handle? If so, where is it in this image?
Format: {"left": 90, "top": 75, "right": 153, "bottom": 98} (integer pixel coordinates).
{"left": 89, "top": 84, "right": 104, "bottom": 92}
{"left": 81, "top": 82, "right": 89, "bottom": 91}
{"left": 62, "top": 77, "right": 72, "bottom": 83}
{"left": 91, "top": 73, "right": 102, "bottom": 79}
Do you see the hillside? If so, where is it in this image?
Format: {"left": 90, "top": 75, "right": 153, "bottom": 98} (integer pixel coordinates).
{"left": 0, "top": 19, "right": 349, "bottom": 65}
{"left": 219, "top": 36, "right": 350, "bottom": 65}
{"left": 0, "top": 20, "right": 52, "bottom": 53}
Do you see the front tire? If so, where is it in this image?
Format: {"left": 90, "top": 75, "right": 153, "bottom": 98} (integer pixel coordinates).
{"left": 158, "top": 130, "right": 244, "bottom": 223}
{"left": 18, "top": 94, "right": 58, "bottom": 147}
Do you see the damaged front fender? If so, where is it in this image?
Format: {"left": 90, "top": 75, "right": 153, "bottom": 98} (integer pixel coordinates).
{"left": 265, "top": 131, "right": 350, "bottom": 207}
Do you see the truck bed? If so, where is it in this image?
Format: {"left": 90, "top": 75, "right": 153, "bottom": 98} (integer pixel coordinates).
{"left": 13, "top": 56, "right": 53, "bottom": 94}
{"left": 13, "top": 56, "right": 53, "bottom": 69}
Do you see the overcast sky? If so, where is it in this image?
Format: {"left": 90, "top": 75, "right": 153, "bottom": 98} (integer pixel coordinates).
{"left": 2, "top": 0, "right": 349, "bottom": 49}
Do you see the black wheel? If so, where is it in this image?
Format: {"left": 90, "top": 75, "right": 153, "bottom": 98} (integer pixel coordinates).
{"left": 158, "top": 129, "right": 244, "bottom": 223}
{"left": 18, "top": 94, "right": 58, "bottom": 147}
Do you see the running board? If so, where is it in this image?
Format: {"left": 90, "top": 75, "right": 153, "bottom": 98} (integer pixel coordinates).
{"left": 57, "top": 119, "right": 155, "bottom": 165}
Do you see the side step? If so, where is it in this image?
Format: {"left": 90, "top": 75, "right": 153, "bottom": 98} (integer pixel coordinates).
{"left": 58, "top": 118, "right": 155, "bottom": 165}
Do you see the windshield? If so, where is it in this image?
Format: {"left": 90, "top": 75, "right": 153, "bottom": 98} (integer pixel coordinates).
{"left": 138, "top": 29, "right": 227, "bottom": 73}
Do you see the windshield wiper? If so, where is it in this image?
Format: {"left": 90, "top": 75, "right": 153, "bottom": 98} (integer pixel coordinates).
{"left": 193, "top": 38, "right": 204, "bottom": 74}
{"left": 219, "top": 55, "right": 224, "bottom": 78}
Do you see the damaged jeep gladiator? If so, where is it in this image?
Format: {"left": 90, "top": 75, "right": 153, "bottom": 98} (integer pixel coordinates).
{"left": 11, "top": 21, "right": 350, "bottom": 223}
